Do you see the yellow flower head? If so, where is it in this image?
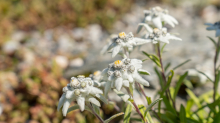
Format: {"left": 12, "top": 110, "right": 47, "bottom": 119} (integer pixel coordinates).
{"left": 155, "top": 6, "right": 163, "bottom": 12}
{"left": 114, "top": 60, "right": 122, "bottom": 65}
{"left": 93, "top": 71, "right": 101, "bottom": 76}
{"left": 77, "top": 75, "right": 85, "bottom": 78}
{"left": 114, "top": 60, "right": 123, "bottom": 68}
{"left": 118, "top": 32, "right": 126, "bottom": 39}
{"left": 153, "top": 28, "right": 160, "bottom": 34}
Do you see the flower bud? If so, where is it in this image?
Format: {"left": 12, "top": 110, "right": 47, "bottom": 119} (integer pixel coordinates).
{"left": 128, "top": 65, "right": 135, "bottom": 73}
{"left": 74, "top": 89, "right": 80, "bottom": 96}
{"left": 70, "top": 78, "right": 80, "bottom": 88}
{"left": 62, "top": 87, "right": 68, "bottom": 93}
{"left": 81, "top": 81, "right": 87, "bottom": 88}
{"left": 124, "top": 58, "right": 131, "bottom": 65}
{"left": 114, "top": 71, "right": 121, "bottom": 78}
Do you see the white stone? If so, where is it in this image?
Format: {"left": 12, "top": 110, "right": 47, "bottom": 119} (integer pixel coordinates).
{"left": 69, "top": 58, "right": 84, "bottom": 67}
{"left": 54, "top": 55, "right": 69, "bottom": 69}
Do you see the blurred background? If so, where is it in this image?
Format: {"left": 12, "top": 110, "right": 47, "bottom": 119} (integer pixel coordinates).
{"left": 0, "top": 0, "right": 220, "bottom": 123}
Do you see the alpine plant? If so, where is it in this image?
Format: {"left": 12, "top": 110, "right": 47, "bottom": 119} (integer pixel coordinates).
{"left": 57, "top": 75, "right": 104, "bottom": 116}
{"left": 101, "top": 58, "right": 150, "bottom": 96}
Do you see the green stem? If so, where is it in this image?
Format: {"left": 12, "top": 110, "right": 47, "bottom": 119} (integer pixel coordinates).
{"left": 213, "top": 37, "right": 220, "bottom": 103}
{"left": 156, "top": 43, "right": 176, "bottom": 110}
{"left": 88, "top": 103, "right": 104, "bottom": 123}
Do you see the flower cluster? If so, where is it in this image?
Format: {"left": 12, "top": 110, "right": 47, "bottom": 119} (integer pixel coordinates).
{"left": 101, "top": 58, "right": 150, "bottom": 96}
{"left": 143, "top": 6, "right": 178, "bottom": 28}
{"left": 205, "top": 22, "right": 220, "bottom": 37}
{"left": 106, "top": 32, "right": 151, "bottom": 57}
{"left": 137, "top": 6, "right": 182, "bottom": 44}
{"left": 57, "top": 75, "right": 103, "bottom": 116}
{"left": 144, "top": 28, "right": 182, "bottom": 44}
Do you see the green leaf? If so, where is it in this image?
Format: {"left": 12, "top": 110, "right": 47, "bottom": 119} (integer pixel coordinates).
{"left": 138, "top": 69, "right": 151, "bottom": 75}
{"left": 161, "top": 43, "right": 167, "bottom": 53}
{"left": 180, "top": 104, "right": 186, "bottom": 123}
{"left": 146, "top": 112, "right": 154, "bottom": 123}
{"left": 196, "top": 70, "right": 213, "bottom": 82}
{"left": 161, "top": 113, "right": 175, "bottom": 123}
{"left": 173, "top": 72, "right": 188, "bottom": 100}
{"left": 207, "top": 36, "right": 217, "bottom": 48}
{"left": 186, "top": 89, "right": 201, "bottom": 107}
{"left": 215, "top": 70, "right": 220, "bottom": 89}
{"left": 105, "top": 112, "right": 124, "bottom": 123}
{"left": 92, "top": 104, "right": 100, "bottom": 115}
{"left": 142, "top": 51, "right": 161, "bottom": 67}
{"left": 123, "top": 104, "right": 132, "bottom": 123}
{"left": 165, "top": 62, "right": 171, "bottom": 72}
{"left": 146, "top": 96, "right": 152, "bottom": 105}
{"left": 144, "top": 98, "right": 162, "bottom": 116}
{"left": 67, "top": 105, "right": 92, "bottom": 114}
{"left": 161, "top": 70, "right": 174, "bottom": 96}
{"left": 163, "top": 96, "right": 176, "bottom": 115}
{"left": 213, "top": 110, "right": 220, "bottom": 123}
{"left": 130, "top": 118, "right": 142, "bottom": 122}
{"left": 154, "top": 67, "right": 164, "bottom": 87}
{"left": 184, "top": 80, "right": 193, "bottom": 89}
{"left": 138, "top": 105, "right": 150, "bottom": 123}
{"left": 173, "top": 59, "right": 191, "bottom": 70}
{"left": 129, "top": 84, "right": 134, "bottom": 97}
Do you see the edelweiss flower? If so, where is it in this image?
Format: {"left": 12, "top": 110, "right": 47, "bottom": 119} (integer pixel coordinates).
{"left": 140, "top": 27, "right": 182, "bottom": 44}
{"left": 143, "top": 6, "right": 178, "bottom": 28}
{"left": 90, "top": 71, "right": 102, "bottom": 81}
{"left": 101, "top": 58, "right": 150, "bottom": 96}
{"left": 107, "top": 32, "right": 151, "bottom": 57}
{"left": 205, "top": 22, "right": 220, "bottom": 37}
{"left": 57, "top": 75, "right": 104, "bottom": 116}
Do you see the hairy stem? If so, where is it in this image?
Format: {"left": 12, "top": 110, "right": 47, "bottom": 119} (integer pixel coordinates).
{"left": 124, "top": 48, "right": 147, "bottom": 122}
{"left": 126, "top": 88, "right": 147, "bottom": 123}
{"left": 156, "top": 43, "right": 176, "bottom": 110}
{"left": 88, "top": 103, "right": 104, "bottom": 123}
{"left": 213, "top": 37, "right": 220, "bottom": 103}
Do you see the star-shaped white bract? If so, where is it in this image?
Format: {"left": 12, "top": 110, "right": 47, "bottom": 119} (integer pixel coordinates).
{"left": 107, "top": 32, "right": 151, "bottom": 58}
{"left": 101, "top": 58, "right": 150, "bottom": 96}
{"left": 205, "top": 22, "right": 220, "bottom": 37}
{"left": 140, "top": 27, "right": 182, "bottom": 44}
{"left": 143, "top": 6, "right": 178, "bottom": 29}
{"left": 57, "top": 75, "right": 103, "bottom": 116}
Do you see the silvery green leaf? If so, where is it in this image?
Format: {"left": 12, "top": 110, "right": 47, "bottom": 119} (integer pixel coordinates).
{"left": 67, "top": 105, "right": 92, "bottom": 114}
{"left": 57, "top": 94, "right": 66, "bottom": 111}
{"left": 96, "top": 94, "right": 108, "bottom": 104}
{"left": 216, "top": 29, "right": 220, "bottom": 37}
{"left": 137, "top": 23, "right": 153, "bottom": 33}
{"left": 113, "top": 89, "right": 131, "bottom": 102}
{"left": 138, "top": 69, "right": 151, "bottom": 75}
{"left": 123, "top": 80, "right": 129, "bottom": 87}
{"left": 134, "top": 38, "right": 151, "bottom": 45}
{"left": 152, "top": 16, "right": 162, "bottom": 29}
{"left": 112, "top": 45, "right": 121, "bottom": 58}
{"left": 77, "top": 96, "right": 85, "bottom": 111}
{"left": 89, "top": 86, "right": 103, "bottom": 95}
{"left": 66, "top": 91, "right": 74, "bottom": 99}
{"left": 144, "top": 98, "right": 163, "bottom": 116}
{"left": 132, "top": 72, "right": 149, "bottom": 87}
{"left": 115, "top": 77, "right": 123, "bottom": 91}
{"left": 104, "top": 112, "right": 124, "bottom": 123}
{"left": 107, "top": 42, "right": 117, "bottom": 51}
{"left": 87, "top": 96, "right": 101, "bottom": 107}
{"left": 62, "top": 98, "right": 73, "bottom": 116}
{"left": 104, "top": 81, "right": 111, "bottom": 97}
